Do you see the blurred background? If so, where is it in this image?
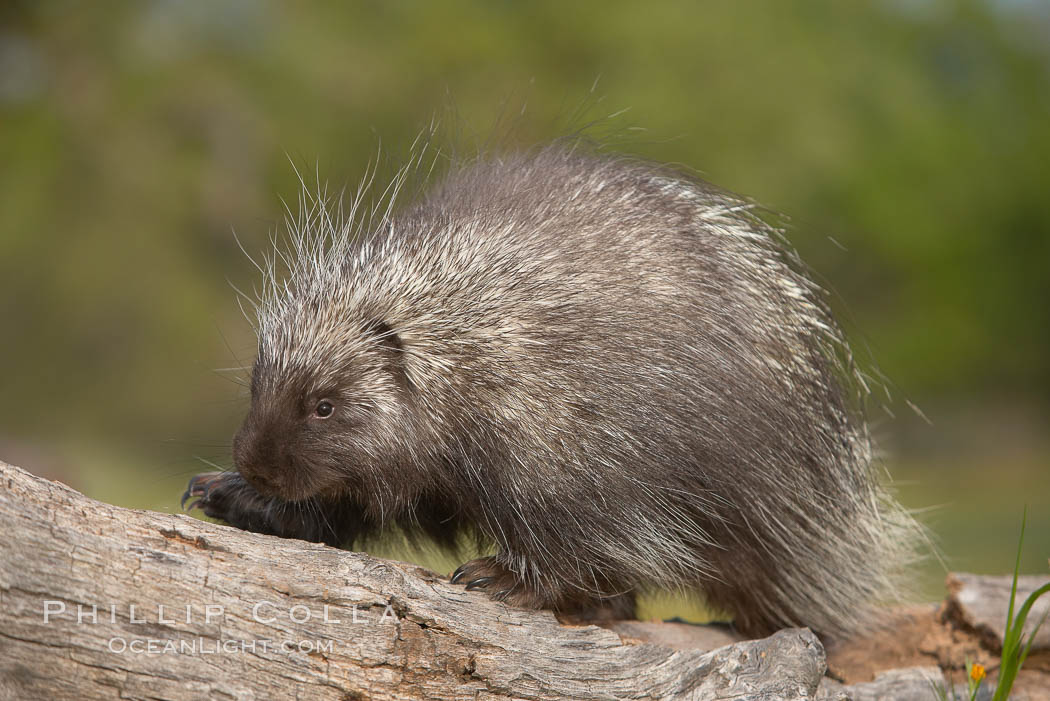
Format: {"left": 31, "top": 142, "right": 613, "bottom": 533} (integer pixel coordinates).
{"left": 1, "top": 0, "right": 1047, "bottom": 618}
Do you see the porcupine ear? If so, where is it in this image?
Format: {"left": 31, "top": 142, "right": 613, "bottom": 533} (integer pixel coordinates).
{"left": 362, "top": 319, "right": 403, "bottom": 354}
{"left": 361, "top": 319, "right": 411, "bottom": 390}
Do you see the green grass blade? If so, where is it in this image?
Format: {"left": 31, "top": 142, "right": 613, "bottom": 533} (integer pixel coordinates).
{"left": 1005, "top": 508, "right": 1026, "bottom": 640}
{"left": 1014, "top": 584, "right": 1050, "bottom": 671}
{"left": 992, "top": 509, "right": 1048, "bottom": 701}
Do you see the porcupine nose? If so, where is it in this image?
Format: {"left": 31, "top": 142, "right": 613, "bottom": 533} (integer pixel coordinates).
{"left": 232, "top": 418, "right": 283, "bottom": 497}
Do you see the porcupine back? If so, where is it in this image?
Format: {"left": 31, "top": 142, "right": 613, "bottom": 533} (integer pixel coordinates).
{"left": 254, "top": 143, "right": 921, "bottom": 638}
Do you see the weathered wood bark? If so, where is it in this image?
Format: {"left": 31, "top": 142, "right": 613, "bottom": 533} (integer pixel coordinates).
{"left": 945, "top": 572, "right": 1050, "bottom": 651}
{"left": 0, "top": 461, "right": 827, "bottom": 700}
{"left": 816, "top": 666, "right": 946, "bottom": 701}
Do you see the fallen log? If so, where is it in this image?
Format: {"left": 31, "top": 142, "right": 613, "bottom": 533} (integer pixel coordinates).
{"left": 0, "top": 460, "right": 826, "bottom": 700}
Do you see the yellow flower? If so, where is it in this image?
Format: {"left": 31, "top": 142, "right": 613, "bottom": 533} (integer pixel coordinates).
{"left": 970, "top": 663, "right": 986, "bottom": 683}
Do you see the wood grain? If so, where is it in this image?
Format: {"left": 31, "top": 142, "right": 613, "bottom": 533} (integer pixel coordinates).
{"left": 0, "top": 460, "right": 827, "bottom": 700}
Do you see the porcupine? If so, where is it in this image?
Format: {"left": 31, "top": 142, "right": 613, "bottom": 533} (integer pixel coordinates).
{"left": 182, "top": 142, "right": 920, "bottom": 638}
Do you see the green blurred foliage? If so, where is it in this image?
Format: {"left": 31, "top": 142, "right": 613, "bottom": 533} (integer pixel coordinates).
{"left": 0, "top": 0, "right": 1048, "bottom": 606}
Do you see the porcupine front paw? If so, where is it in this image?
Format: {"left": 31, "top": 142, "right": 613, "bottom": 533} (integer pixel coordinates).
{"left": 182, "top": 471, "right": 279, "bottom": 535}
{"left": 450, "top": 556, "right": 636, "bottom": 622}
{"left": 182, "top": 471, "right": 364, "bottom": 546}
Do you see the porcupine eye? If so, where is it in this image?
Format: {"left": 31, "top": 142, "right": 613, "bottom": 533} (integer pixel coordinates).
{"left": 314, "top": 400, "right": 335, "bottom": 419}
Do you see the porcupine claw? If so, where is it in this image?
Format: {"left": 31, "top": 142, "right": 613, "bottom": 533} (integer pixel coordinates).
{"left": 450, "top": 564, "right": 469, "bottom": 584}
{"left": 451, "top": 557, "right": 520, "bottom": 597}
{"left": 181, "top": 471, "right": 223, "bottom": 511}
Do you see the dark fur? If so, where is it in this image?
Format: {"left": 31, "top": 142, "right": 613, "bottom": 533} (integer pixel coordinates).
{"left": 184, "top": 144, "right": 918, "bottom": 637}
